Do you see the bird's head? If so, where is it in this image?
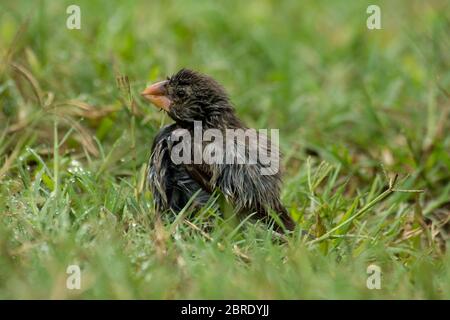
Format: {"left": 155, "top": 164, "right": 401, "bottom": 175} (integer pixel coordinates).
{"left": 141, "top": 69, "right": 236, "bottom": 125}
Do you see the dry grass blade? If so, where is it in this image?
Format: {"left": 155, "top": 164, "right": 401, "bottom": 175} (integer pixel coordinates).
{"left": 56, "top": 114, "right": 99, "bottom": 157}
{"left": 0, "top": 132, "right": 30, "bottom": 182}
{"left": 9, "top": 62, "right": 43, "bottom": 107}
{"left": 0, "top": 17, "right": 30, "bottom": 77}
{"left": 55, "top": 100, "right": 120, "bottom": 119}
{"left": 116, "top": 74, "right": 139, "bottom": 115}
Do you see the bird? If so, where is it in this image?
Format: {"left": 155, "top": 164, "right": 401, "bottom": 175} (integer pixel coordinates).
{"left": 141, "top": 68, "right": 296, "bottom": 231}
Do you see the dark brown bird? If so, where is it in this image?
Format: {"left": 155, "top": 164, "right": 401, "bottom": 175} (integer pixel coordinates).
{"left": 141, "top": 69, "right": 296, "bottom": 231}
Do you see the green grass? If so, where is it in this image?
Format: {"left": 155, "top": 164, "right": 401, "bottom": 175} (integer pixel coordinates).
{"left": 0, "top": 0, "right": 449, "bottom": 299}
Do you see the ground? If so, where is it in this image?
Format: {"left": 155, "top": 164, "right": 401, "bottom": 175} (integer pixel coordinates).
{"left": 0, "top": 0, "right": 449, "bottom": 299}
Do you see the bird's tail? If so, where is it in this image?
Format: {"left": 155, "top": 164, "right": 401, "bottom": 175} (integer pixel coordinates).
{"left": 273, "top": 201, "right": 297, "bottom": 232}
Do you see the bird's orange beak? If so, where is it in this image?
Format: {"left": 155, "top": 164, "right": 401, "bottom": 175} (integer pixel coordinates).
{"left": 140, "top": 80, "right": 172, "bottom": 111}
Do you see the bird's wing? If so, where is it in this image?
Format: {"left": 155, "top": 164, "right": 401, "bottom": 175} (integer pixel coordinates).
{"left": 184, "top": 163, "right": 214, "bottom": 194}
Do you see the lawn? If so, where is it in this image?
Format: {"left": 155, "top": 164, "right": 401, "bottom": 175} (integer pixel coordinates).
{"left": 0, "top": 0, "right": 449, "bottom": 299}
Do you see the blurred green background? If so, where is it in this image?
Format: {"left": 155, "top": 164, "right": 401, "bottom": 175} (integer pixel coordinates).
{"left": 0, "top": 0, "right": 449, "bottom": 299}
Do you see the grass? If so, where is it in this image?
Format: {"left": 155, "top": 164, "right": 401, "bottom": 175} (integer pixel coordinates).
{"left": 0, "top": 0, "right": 449, "bottom": 299}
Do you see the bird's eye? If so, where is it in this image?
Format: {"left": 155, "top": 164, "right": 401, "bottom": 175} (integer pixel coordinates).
{"left": 176, "top": 88, "right": 186, "bottom": 98}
